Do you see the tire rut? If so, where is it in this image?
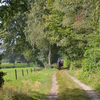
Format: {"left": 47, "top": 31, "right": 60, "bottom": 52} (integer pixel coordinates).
{"left": 45, "top": 73, "right": 58, "bottom": 100}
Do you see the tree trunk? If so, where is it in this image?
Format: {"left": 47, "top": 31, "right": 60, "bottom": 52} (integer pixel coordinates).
{"left": 48, "top": 44, "right": 51, "bottom": 65}
{"left": 28, "top": 62, "right": 30, "bottom": 67}
{"left": 14, "top": 61, "right": 15, "bottom": 68}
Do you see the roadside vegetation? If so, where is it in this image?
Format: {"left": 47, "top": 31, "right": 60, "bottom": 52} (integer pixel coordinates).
{"left": 68, "top": 68, "right": 100, "bottom": 94}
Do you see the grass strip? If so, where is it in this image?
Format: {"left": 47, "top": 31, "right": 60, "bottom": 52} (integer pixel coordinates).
{"left": 56, "top": 70, "right": 90, "bottom": 100}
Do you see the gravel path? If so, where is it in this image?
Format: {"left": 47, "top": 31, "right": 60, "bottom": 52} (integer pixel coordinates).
{"left": 45, "top": 73, "right": 59, "bottom": 100}
{"left": 66, "top": 71, "right": 100, "bottom": 100}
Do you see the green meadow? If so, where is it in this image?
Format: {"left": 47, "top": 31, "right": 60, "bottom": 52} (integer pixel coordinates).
{"left": 0, "top": 67, "right": 58, "bottom": 100}
{"left": 0, "top": 66, "right": 90, "bottom": 100}
{"left": 0, "top": 63, "right": 34, "bottom": 68}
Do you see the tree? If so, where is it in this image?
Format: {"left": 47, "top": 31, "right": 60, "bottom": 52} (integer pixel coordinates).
{"left": 25, "top": 0, "right": 58, "bottom": 65}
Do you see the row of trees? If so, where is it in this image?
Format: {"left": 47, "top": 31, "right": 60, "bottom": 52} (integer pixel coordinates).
{"left": 0, "top": 0, "right": 100, "bottom": 71}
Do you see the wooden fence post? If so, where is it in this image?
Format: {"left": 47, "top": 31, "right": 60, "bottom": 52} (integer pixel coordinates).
{"left": 15, "top": 69, "right": 17, "bottom": 80}
{"left": 31, "top": 68, "right": 32, "bottom": 73}
{"left": 22, "top": 69, "right": 24, "bottom": 76}
{"left": 26, "top": 69, "right": 28, "bottom": 74}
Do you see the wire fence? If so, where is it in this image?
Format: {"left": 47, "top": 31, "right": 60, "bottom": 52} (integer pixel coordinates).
{"left": 14, "top": 68, "right": 44, "bottom": 80}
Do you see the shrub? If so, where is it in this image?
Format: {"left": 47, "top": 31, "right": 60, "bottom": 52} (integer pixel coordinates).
{"left": 82, "top": 58, "right": 96, "bottom": 72}
{"left": 0, "top": 71, "right": 6, "bottom": 88}
{"left": 82, "top": 48, "right": 100, "bottom": 72}
{"left": 0, "top": 53, "right": 6, "bottom": 88}
{"left": 51, "top": 63, "right": 57, "bottom": 68}
{"left": 97, "top": 61, "right": 100, "bottom": 68}
{"left": 63, "top": 56, "right": 70, "bottom": 68}
{"left": 70, "top": 60, "right": 82, "bottom": 70}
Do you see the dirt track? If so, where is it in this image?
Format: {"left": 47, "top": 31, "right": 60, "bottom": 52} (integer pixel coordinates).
{"left": 66, "top": 71, "right": 100, "bottom": 100}
{"left": 45, "top": 73, "right": 59, "bottom": 100}
{"left": 45, "top": 71, "right": 100, "bottom": 100}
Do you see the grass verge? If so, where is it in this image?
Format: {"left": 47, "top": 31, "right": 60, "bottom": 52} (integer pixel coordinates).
{"left": 56, "top": 70, "right": 90, "bottom": 100}
{"left": 68, "top": 68, "right": 100, "bottom": 93}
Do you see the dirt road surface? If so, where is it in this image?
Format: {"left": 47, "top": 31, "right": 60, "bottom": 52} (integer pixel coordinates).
{"left": 45, "top": 71, "right": 100, "bottom": 100}
{"left": 45, "top": 73, "right": 59, "bottom": 100}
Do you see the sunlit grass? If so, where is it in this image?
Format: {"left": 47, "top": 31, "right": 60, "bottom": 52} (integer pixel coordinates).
{"left": 0, "top": 68, "right": 58, "bottom": 100}
{"left": 1, "top": 63, "right": 34, "bottom": 68}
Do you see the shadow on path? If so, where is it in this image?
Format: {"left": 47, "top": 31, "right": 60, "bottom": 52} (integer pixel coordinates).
{"left": 2, "top": 90, "right": 46, "bottom": 100}
{"left": 58, "top": 88, "right": 90, "bottom": 100}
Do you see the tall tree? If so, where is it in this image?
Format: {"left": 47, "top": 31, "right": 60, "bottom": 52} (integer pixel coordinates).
{"left": 25, "top": 0, "right": 59, "bottom": 65}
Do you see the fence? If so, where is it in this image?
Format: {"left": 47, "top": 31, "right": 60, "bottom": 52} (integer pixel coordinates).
{"left": 15, "top": 68, "right": 44, "bottom": 80}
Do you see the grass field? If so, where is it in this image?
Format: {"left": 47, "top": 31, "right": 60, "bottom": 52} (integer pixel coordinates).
{"left": 0, "top": 63, "right": 34, "bottom": 68}
{"left": 0, "top": 67, "right": 58, "bottom": 100}
{"left": 0, "top": 67, "right": 92, "bottom": 100}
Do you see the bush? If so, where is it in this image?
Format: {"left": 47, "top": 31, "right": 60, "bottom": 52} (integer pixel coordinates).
{"left": 44, "top": 63, "right": 57, "bottom": 69}
{"left": 97, "top": 61, "right": 100, "bottom": 68}
{"left": 82, "top": 48, "right": 100, "bottom": 72}
{"left": 63, "top": 56, "right": 70, "bottom": 68}
{"left": 82, "top": 58, "right": 96, "bottom": 72}
{"left": 0, "top": 71, "right": 6, "bottom": 88}
{"left": 0, "top": 53, "right": 6, "bottom": 88}
{"left": 70, "top": 63, "right": 76, "bottom": 70}
{"left": 70, "top": 60, "right": 82, "bottom": 70}
{"left": 52, "top": 63, "right": 57, "bottom": 68}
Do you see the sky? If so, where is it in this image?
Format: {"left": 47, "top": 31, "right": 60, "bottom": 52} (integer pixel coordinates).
{"left": 0, "top": 40, "right": 4, "bottom": 54}
{"left": 0, "top": 0, "right": 7, "bottom": 6}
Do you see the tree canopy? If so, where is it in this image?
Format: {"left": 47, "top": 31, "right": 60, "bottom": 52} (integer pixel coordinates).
{"left": 0, "top": 0, "right": 100, "bottom": 70}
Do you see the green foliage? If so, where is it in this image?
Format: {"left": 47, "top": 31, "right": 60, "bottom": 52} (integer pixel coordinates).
{"left": 82, "top": 58, "right": 95, "bottom": 72}
{"left": 0, "top": 0, "right": 30, "bottom": 23}
{"left": 70, "top": 60, "right": 82, "bottom": 70}
{"left": 82, "top": 48, "right": 100, "bottom": 72}
{"left": 0, "top": 0, "right": 100, "bottom": 73}
{"left": 0, "top": 71, "right": 6, "bottom": 88}
{"left": 0, "top": 52, "right": 6, "bottom": 88}
{"left": 51, "top": 63, "right": 57, "bottom": 68}
{"left": 80, "top": 0, "right": 100, "bottom": 72}
{"left": 63, "top": 56, "right": 70, "bottom": 68}
{"left": 68, "top": 68, "right": 100, "bottom": 93}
